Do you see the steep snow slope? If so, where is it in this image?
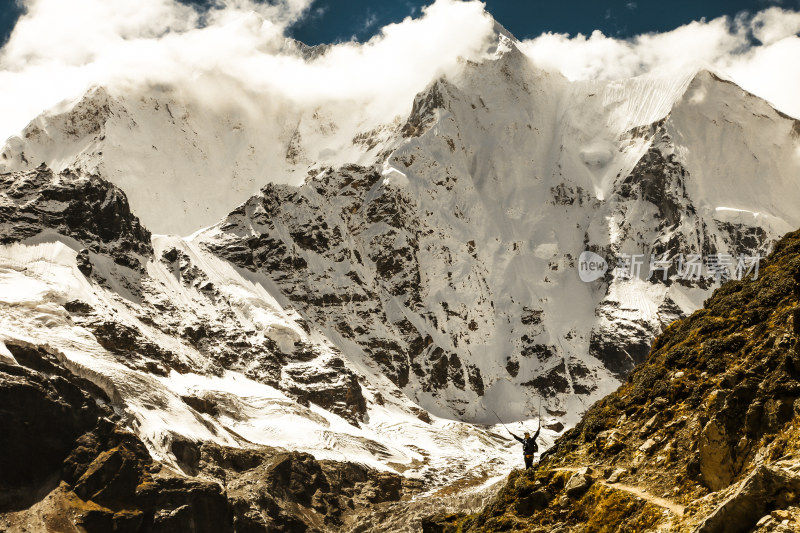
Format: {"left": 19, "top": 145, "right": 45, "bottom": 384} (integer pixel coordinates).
{"left": 668, "top": 71, "right": 800, "bottom": 227}
{"left": 196, "top": 34, "right": 800, "bottom": 430}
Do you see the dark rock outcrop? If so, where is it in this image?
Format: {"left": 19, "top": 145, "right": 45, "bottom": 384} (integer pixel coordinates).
{"left": 0, "top": 345, "right": 107, "bottom": 510}
{"left": 0, "top": 165, "right": 152, "bottom": 270}
{"left": 0, "top": 342, "right": 232, "bottom": 532}
{"left": 0, "top": 341, "right": 408, "bottom": 532}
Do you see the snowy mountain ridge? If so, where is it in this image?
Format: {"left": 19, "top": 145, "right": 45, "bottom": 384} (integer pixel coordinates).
{"left": 189, "top": 37, "right": 800, "bottom": 423}
{"left": 1, "top": 25, "right": 799, "bottom": 513}
{"left": 0, "top": 166, "right": 526, "bottom": 501}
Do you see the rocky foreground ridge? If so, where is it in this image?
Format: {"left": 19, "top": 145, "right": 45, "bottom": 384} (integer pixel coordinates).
{"left": 425, "top": 229, "right": 800, "bottom": 531}
{"left": 0, "top": 342, "right": 415, "bottom": 533}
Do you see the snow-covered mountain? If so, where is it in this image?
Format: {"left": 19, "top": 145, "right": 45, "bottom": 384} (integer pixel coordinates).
{"left": 1, "top": 24, "right": 799, "bottom": 521}
{"left": 0, "top": 165, "right": 528, "bottom": 499}
{"left": 0, "top": 73, "right": 396, "bottom": 236}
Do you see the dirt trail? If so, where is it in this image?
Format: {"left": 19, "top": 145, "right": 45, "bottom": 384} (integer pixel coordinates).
{"left": 552, "top": 466, "right": 685, "bottom": 516}
{"left": 602, "top": 481, "right": 685, "bottom": 516}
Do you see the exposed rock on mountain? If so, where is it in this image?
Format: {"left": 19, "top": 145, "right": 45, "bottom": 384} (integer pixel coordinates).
{"left": 0, "top": 341, "right": 414, "bottom": 533}
{"left": 0, "top": 164, "right": 150, "bottom": 270}
{"left": 0, "top": 342, "right": 232, "bottom": 533}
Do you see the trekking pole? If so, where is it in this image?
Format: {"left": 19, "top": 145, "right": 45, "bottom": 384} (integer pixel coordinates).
{"left": 490, "top": 408, "right": 513, "bottom": 435}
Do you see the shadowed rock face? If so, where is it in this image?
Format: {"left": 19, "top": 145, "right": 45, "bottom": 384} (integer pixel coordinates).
{"left": 0, "top": 343, "right": 232, "bottom": 532}
{"left": 200, "top": 166, "right": 438, "bottom": 399}
{"left": 203, "top": 447, "right": 406, "bottom": 532}
{"left": 0, "top": 164, "right": 151, "bottom": 270}
{"left": 426, "top": 229, "right": 800, "bottom": 532}
{"left": 0, "top": 342, "right": 408, "bottom": 533}
{"left": 0, "top": 345, "right": 107, "bottom": 509}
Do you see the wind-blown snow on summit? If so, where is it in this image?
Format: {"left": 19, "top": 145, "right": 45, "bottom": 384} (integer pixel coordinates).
{"left": 195, "top": 34, "right": 800, "bottom": 426}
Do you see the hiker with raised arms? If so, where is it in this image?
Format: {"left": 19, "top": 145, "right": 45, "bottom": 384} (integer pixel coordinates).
{"left": 509, "top": 423, "right": 540, "bottom": 469}
{"left": 491, "top": 406, "right": 542, "bottom": 470}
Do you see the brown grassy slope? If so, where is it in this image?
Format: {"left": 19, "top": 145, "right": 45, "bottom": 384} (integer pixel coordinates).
{"left": 429, "top": 229, "right": 800, "bottom": 533}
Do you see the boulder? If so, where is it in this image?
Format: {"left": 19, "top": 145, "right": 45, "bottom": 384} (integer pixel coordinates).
{"left": 74, "top": 443, "right": 142, "bottom": 503}
{"left": 606, "top": 468, "right": 627, "bottom": 484}
{"left": 699, "top": 418, "right": 735, "bottom": 491}
{"left": 695, "top": 466, "right": 800, "bottom": 533}
{"left": 639, "top": 438, "right": 658, "bottom": 454}
{"left": 604, "top": 430, "right": 626, "bottom": 452}
{"left": 515, "top": 489, "right": 552, "bottom": 516}
{"left": 564, "top": 472, "right": 592, "bottom": 497}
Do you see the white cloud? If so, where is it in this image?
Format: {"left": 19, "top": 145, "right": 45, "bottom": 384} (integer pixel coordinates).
{"left": 751, "top": 6, "right": 800, "bottom": 44}
{"left": 723, "top": 35, "right": 800, "bottom": 117}
{"left": 0, "top": 0, "right": 799, "bottom": 146}
{"left": 519, "top": 7, "right": 800, "bottom": 118}
{"left": 0, "top": 0, "right": 495, "bottom": 141}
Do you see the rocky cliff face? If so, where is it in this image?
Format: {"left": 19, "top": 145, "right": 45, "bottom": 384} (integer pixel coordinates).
{"left": 426, "top": 228, "right": 800, "bottom": 532}
{"left": 0, "top": 342, "right": 411, "bottom": 533}
{"left": 0, "top": 164, "right": 151, "bottom": 270}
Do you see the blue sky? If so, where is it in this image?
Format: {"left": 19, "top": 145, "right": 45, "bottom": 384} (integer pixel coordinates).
{"left": 1, "top": 0, "right": 798, "bottom": 46}
{"left": 288, "top": 0, "right": 800, "bottom": 43}
{"left": 0, "top": 1, "right": 23, "bottom": 45}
